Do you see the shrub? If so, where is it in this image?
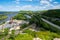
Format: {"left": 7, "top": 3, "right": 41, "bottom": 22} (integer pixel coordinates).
{"left": 20, "top": 23, "right": 28, "bottom": 29}
{"left": 36, "top": 31, "right": 60, "bottom": 40}
{"left": 15, "top": 34, "right": 33, "bottom": 40}
{"left": 23, "top": 29, "right": 36, "bottom": 37}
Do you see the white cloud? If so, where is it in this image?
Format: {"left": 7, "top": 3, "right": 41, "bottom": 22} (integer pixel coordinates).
{"left": 40, "top": 0, "right": 54, "bottom": 9}
{"left": 30, "top": 0, "right": 32, "bottom": 1}
{"left": 6, "top": 5, "right": 42, "bottom": 11}
{"left": 22, "top": 0, "right": 32, "bottom": 1}
{"left": 49, "top": 0, "right": 53, "bottom": 2}
{"left": 0, "top": 3, "right": 60, "bottom": 11}
{"left": 0, "top": 5, "right": 3, "bottom": 9}
{"left": 21, "top": 5, "right": 32, "bottom": 9}
{"left": 40, "top": 0, "right": 52, "bottom": 1}
{"left": 26, "top": 0, "right": 32, "bottom": 1}
{"left": 0, "top": 5, "right": 60, "bottom": 11}
{"left": 19, "top": 5, "right": 51, "bottom": 11}
{"left": 15, "top": 0, "right": 20, "bottom": 4}
{"left": 16, "top": 0, "right": 20, "bottom": 1}
{"left": 53, "top": 2, "right": 58, "bottom": 4}
{"left": 16, "top": 2, "right": 20, "bottom": 4}
{"left": 40, "top": 0, "right": 49, "bottom": 4}
{"left": 53, "top": 5, "right": 60, "bottom": 9}
{"left": 19, "top": 5, "right": 42, "bottom": 11}
{"left": 0, "top": 5, "right": 5, "bottom": 11}
{"left": 14, "top": 0, "right": 33, "bottom": 4}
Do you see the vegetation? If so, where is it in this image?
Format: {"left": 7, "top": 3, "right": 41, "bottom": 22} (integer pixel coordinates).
{"left": 15, "top": 29, "right": 60, "bottom": 40}
{"left": 20, "top": 23, "right": 29, "bottom": 30}
{"left": 13, "top": 11, "right": 33, "bottom": 20}
{"left": 36, "top": 31, "right": 60, "bottom": 40}
{"left": 13, "top": 13, "right": 27, "bottom": 20}
{"left": 42, "top": 9, "right": 60, "bottom": 26}
{"left": 41, "top": 20, "right": 60, "bottom": 33}
{"left": 0, "top": 29, "right": 60, "bottom": 40}
{"left": 23, "top": 29, "right": 36, "bottom": 37}
{"left": 42, "top": 9, "right": 60, "bottom": 18}
{"left": 15, "top": 34, "right": 33, "bottom": 40}
{"left": 0, "top": 9, "right": 60, "bottom": 40}
{"left": 13, "top": 10, "right": 60, "bottom": 33}
{"left": 0, "top": 22, "right": 5, "bottom": 25}
{"left": 0, "top": 28, "right": 9, "bottom": 39}
{"left": 0, "top": 14, "right": 7, "bottom": 20}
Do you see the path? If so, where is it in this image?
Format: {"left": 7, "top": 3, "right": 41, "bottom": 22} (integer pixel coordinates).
{"left": 20, "top": 24, "right": 36, "bottom": 33}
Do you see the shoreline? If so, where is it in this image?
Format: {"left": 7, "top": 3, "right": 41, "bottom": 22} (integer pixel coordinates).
{"left": 0, "top": 19, "right": 29, "bottom": 30}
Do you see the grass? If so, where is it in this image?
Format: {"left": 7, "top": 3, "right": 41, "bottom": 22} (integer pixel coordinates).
{"left": 15, "top": 34, "right": 33, "bottom": 40}
{"left": 36, "top": 31, "right": 60, "bottom": 40}
{"left": 0, "top": 29, "right": 60, "bottom": 40}
{"left": 17, "top": 29, "right": 60, "bottom": 40}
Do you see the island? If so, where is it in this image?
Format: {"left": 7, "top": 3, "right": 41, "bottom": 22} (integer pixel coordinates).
{"left": 0, "top": 14, "right": 7, "bottom": 20}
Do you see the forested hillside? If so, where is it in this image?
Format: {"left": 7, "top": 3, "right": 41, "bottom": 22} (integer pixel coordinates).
{"left": 42, "top": 9, "right": 60, "bottom": 18}
{"left": 42, "top": 9, "right": 60, "bottom": 26}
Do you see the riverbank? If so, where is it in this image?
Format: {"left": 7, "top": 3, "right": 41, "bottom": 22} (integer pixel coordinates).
{"left": 0, "top": 19, "right": 29, "bottom": 30}
{"left": 0, "top": 12, "right": 18, "bottom": 25}
{"left": 0, "top": 14, "right": 7, "bottom": 20}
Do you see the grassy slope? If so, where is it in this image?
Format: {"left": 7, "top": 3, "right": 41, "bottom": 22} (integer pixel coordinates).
{"left": 15, "top": 29, "right": 60, "bottom": 40}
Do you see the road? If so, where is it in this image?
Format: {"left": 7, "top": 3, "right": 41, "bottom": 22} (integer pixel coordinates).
{"left": 41, "top": 18, "right": 60, "bottom": 29}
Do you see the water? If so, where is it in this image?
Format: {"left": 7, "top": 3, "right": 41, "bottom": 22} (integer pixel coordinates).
{"left": 0, "top": 12, "right": 18, "bottom": 24}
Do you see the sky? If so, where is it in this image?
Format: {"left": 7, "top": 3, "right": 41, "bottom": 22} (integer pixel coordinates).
{"left": 0, "top": 0, "right": 60, "bottom": 11}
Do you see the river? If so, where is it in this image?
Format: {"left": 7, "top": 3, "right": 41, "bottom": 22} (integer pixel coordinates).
{"left": 0, "top": 12, "right": 18, "bottom": 24}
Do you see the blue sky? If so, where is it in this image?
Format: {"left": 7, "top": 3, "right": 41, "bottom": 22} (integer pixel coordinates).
{"left": 0, "top": 0, "right": 60, "bottom": 11}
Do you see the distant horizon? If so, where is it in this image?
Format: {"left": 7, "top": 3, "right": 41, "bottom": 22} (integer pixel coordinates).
{"left": 0, "top": 8, "right": 60, "bottom": 12}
